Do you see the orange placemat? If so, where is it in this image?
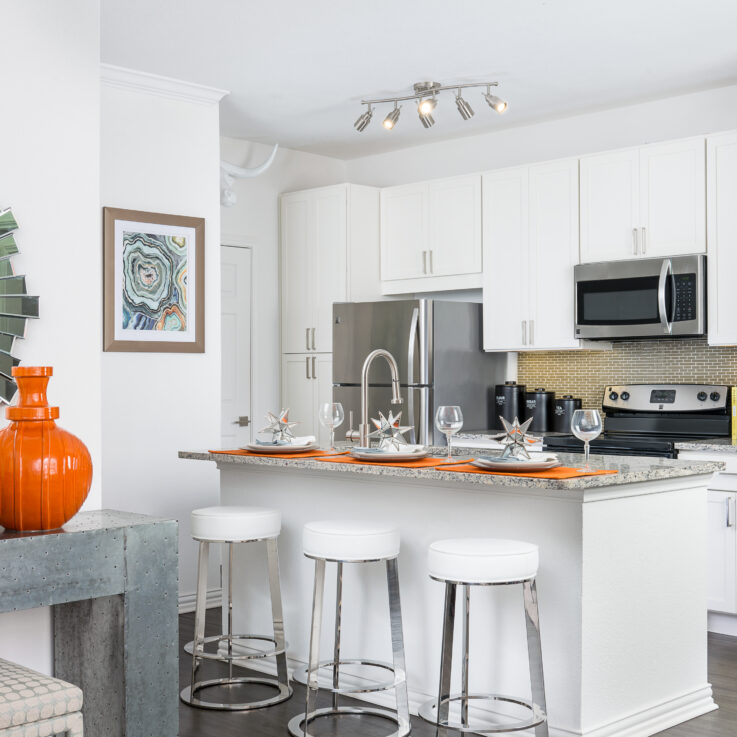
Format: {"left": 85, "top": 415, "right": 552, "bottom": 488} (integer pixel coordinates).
{"left": 313, "top": 455, "right": 449, "bottom": 469}
{"left": 209, "top": 449, "right": 347, "bottom": 460}
{"left": 434, "top": 462, "right": 618, "bottom": 480}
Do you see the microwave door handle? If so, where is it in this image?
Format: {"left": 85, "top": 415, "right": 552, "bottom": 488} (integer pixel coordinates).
{"left": 658, "top": 258, "right": 673, "bottom": 334}
{"left": 407, "top": 307, "right": 419, "bottom": 444}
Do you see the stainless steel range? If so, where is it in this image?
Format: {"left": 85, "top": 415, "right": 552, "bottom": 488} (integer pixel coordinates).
{"left": 543, "top": 383, "right": 731, "bottom": 459}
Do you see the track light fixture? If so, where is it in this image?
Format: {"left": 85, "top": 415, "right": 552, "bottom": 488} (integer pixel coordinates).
{"left": 354, "top": 80, "right": 507, "bottom": 132}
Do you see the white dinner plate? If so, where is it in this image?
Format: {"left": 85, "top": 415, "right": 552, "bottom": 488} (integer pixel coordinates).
{"left": 472, "top": 454, "right": 561, "bottom": 472}
{"left": 350, "top": 445, "right": 429, "bottom": 462}
{"left": 243, "top": 437, "right": 318, "bottom": 454}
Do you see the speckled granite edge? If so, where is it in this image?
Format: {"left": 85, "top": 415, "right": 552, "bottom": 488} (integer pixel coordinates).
{"left": 178, "top": 450, "right": 723, "bottom": 490}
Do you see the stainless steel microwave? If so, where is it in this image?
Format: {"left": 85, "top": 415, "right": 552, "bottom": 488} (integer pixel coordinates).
{"left": 574, "top": 255, "right": 706, "bottom": 340}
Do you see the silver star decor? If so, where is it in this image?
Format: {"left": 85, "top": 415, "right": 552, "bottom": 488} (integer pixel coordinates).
{"left": 490, "top": 416, "right": 541, "bottom": 460}
{"left": 368, "top": 410, "right": 412, "bottom": 450}
{"left": 260, "top": 409, "right": 298, "bottom": 443}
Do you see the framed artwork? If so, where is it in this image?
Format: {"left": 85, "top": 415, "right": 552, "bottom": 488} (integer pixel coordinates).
{"left": 103, "top": 207, "right": 205, "bottom": 353}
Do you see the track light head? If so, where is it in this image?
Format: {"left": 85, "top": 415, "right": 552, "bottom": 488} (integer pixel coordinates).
{"left": 354, "top": 106, "right": 373, "bottom": 132}
{"left": 484, "top": 89, "right": 508, "bottom": 114}
{"left": 383, "top": 104, "right": 401, "bottom": 130}
{"left": 418, "top": 96, "right": 437, "bottom": 116}
{"left": 455, "top": 91, "right": 474, "bottom": 121}
{"left": 419, "top": 111, "right": 435, "bottom": 128}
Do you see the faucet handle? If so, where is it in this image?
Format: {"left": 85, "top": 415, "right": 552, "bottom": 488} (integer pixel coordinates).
{"left": 391, "top": 397, "right": 403, "bottom": 405}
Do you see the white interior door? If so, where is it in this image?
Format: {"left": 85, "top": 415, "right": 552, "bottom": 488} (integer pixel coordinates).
{"left": 221, "top": 245, "right": 252, "bottom": 447}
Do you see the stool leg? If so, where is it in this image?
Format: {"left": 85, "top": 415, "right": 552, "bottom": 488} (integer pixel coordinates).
{"left": 227, "top": 542, "right": 234, "bottom": 681}
{"left": 461, "top": 584, "right": 470, "bottom": 727}
{"left": 332, "top": 561, "right": 343, "bottom": 711}
{"left": 266, "top": 537, "right": 289, "bottom": 689}
{"left": 190, "top": 541, "right": 210, "bottom": 693}
{"left": 386, "top": 557, "right": 409, "bottom": 731}
{"left": 304, "top": 558, "right": 326, "bottom": 730}
{"left": 523, "top": 578, "right": 549, "bottom": 737}
{"left": 437, "top": 581, "right": 456, "bottom": 737}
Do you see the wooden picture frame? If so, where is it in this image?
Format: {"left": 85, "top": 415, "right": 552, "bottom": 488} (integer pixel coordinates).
{"left": 103, "top": 207, "right": 205, "bottom": 353}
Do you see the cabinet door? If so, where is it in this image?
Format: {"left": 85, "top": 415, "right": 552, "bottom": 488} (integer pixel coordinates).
{"left": 313, "top": 187, "right": 347, "bottom": 352}
{"left": 707, "top": 132, "right": 737, "bottom": 346}
{"left": 482, "top": 167, "right": 529, "bottom": 351}
{"left": 381, "top": 184, "right": 427, "bottom": 280}
{"left": 639, "top": 137, "right": 706, "bottom": 257}
{"left": 528, "top": 159, "right": 580, "bottom": 350}
{"left": 428, "top": 175, "right": 482, "bottom": 277}
{"left": 579, "top": 149, "right": 639, "bottom": 263}
{"left": 281, "top": 193, "right": 314, "bottom": 353}
{"left": 281, "top": 354, "right": 317, "bottom": 438}
{"left": 313, "top": 354, "right": 334, "bottom": 447}
{"left": 706, "top": 490, "right": 737, "bottom": 614}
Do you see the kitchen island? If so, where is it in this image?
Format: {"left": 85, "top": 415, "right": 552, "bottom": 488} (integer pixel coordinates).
{"left": 181, "top": 449, "right": 723, "bottom": 737}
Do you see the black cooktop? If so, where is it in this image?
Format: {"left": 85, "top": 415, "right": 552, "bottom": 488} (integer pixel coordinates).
{"left": 543, "top": 433, "right": 684, "bottom": 459}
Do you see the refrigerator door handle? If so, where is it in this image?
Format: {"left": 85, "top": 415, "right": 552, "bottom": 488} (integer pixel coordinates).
{"left": 407, "top": 306, "right": 420, "bottom": 444}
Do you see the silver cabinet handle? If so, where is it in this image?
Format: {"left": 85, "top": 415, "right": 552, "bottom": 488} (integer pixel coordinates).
{"left": 641, "top": 227, "right": 647, "bottom": 255}
{"left": 632, "top": 228, "right": 638, "bottom": 255}
{"left": 422, "top": 250, "right": 427, "bottom": 274}
{"left": 305, "top": 327, "right": 310, "bottom": 351}
{"left": 305, "top": 356, "right": 311, "bottom": 379}
{"left": 231, "top": 416, "right": 250, "bottom": 427}
{"left": 311, "top": 327, "right": 316, "bottom": 351}
{"left": 312, "top": 356, "right": 316, "bottom": 379}
{"left": 529, "top": 319, "right": 534, "bottom": 345}
{"left": 728, "top": 497, "right": 735, "bottom": 527}
{"left": 521, "top": 320, "right": 527, "bottom": 346}
{"left": 429, "top": 250, "right": 433, "bottom": 273}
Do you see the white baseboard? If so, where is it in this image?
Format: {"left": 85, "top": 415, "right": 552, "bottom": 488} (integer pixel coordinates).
{"left": 708, "top": 610, "right": 737, "bottom": 636}
{"left": 178, "top": 588, "right": 222, "bottom": 614}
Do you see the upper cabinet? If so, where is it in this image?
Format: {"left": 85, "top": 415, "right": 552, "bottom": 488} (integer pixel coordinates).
{"left": 281, "top": 184, "right": 380, "bottom": 354}
{"left": 483, "top": 158, "right": 582, "bottom": 352}
{"left": 580, "top": 137, "right": 706, "bottom": 263}
{"left": 380, "top": 174, "right": 482, "bottom": 294}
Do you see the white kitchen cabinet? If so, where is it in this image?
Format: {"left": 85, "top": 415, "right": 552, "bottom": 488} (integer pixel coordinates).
{"left": 281, "top": 353, "right": 333, "bottom": 447}
{"left": 707, "top": 131, "right": 737, "bottom": 346}
{"left": 580, "top": 137, "right": 705, "bottom": 263}
{"left": 381, "top": 174, "right": 482, "bottom": 294}
{"left": 483, "top": 159, "right": 582, "bottom": 351}
{"left": 281, "top": 184, "right": 380, "bottom": 354}
{"left": 707, "top": 489, "right": 737, "bottom": 614}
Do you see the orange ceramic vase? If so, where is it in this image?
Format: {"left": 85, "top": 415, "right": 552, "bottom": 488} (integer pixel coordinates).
{"left": 0, "top": 366, "right": 92, "bottom": 531}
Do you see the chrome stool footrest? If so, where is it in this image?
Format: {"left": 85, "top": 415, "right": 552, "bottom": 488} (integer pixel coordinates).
{"left": 419, "top": 692, "right": 546, "bottom": 734}
{"left": 181, "top": 676, "right": 292, "bottom": 711}
{"left": 288, "top": 705, "right": 411, "bottom": 737}
{"left": 184, "top": 633, "right": 288, "bottom": 661}
{"left": 292, "top": 658, "right": 406, "bottom": 694}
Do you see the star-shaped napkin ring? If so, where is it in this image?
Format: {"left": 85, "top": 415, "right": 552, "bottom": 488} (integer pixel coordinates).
{"left": 368, "top": 410, "right": 412, "bottom": 451}
{"left": 260, "top": 409, "right": 298, "bottom": 443}
{"left": 490, "top": 416, "right": 541, "bottom": 460}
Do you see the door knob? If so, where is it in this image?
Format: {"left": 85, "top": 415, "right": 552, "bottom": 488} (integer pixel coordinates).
{"left": 232, "top": 416, "right": 250, "bottom": 427}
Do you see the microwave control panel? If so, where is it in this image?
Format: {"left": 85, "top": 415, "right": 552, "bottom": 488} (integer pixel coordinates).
{"left": 673, "top": 274, "right": 697, "bottom": 322}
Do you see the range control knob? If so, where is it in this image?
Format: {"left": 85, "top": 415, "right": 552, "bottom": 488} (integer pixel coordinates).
{"left": 609, "top": 391, "right": 619, "bottom": 401}
{"left": 697, "top": 391, "right": 708, "bottom": 401}
{"left": 620, "top": 391, "right": 630, "bottom": 401}
{"left": 710, "top": 391, "right": 721, "bottom": 402}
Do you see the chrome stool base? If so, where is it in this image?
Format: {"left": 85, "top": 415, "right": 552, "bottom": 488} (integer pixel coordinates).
{"left": 419, "top": 692, "right": 546, "bottom": 734}
{"left": 184, "top": 633, "right": 288, "bottom": 661}
{"left": 292, "top": 658, "right": 405, "bottom": 694}
{"left": 181, "top": 676, "right": 292, "bottom": 711}
{"left": 288, "top": 705, "right": 411, "bottom": 737}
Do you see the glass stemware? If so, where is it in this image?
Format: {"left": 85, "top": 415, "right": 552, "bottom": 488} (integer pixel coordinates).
{"left": 435, "top": 406, "right": 464, "bottom": 461}
{"left": 318, "top": 402, "right": 344, "bottom": 451}
{"left": 571, "top": 409, "right": 603, "bottom": 472}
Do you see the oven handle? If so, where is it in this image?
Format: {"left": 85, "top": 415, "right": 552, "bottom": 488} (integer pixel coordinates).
{"left": 658, "top": 258, "right": 673, "bottom": 335}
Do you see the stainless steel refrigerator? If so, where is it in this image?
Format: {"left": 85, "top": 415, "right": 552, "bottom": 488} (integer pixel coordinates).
{"left": 332, "top": 299, "right": 507, "bottom": 445}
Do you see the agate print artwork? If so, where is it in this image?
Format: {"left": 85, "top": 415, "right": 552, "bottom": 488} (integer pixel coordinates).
{"left": 103, "top": 207, "right": 205, "bottom": 353}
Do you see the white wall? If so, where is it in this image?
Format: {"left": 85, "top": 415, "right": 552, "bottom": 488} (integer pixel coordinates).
{"left": 346, "top": 84, "right": 737, "bottom": 186}
{"left": 0, "top": 0, "right": 101, "bottom": 673}
{"left": 100, "top": 74, "right": 223, "bottom": 604}
{"left": 219, "top": 138, "right": 346, "bottom": 433}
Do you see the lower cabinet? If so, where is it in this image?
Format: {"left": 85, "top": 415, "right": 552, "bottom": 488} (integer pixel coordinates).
{"left": 281, "top": 353, "right": 333, "bottom": 447}
{"left": 707, "top": 488, "right": 737, "bottom": 614}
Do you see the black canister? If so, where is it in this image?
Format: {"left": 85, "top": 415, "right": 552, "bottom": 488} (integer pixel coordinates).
{"left": 492, "top": 382, "right": 526, "bottom": 429}
{"left": 553, "top": 395, "right": 582, "bottom": 433}
{"left": 525, "top": 388, "right": 555, "bottom": 432}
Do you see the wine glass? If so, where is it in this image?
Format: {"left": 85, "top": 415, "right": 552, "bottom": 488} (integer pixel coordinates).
{"left": 435, "top": 406, "right": 464, "bottom": 461}
{"left": 571, "top": 409, "right": 603, "bottom": 472}
{"left": 319, "top": 402, "right": 344, "bottom": 451}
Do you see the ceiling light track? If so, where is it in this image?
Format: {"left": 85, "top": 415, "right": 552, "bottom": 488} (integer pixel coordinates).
{"left": 354, "top": 80, "right": 507, "bottom": 132}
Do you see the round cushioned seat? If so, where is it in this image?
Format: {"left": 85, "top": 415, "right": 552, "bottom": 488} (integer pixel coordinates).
{"left": 303, "top": 520, "right": 400, "bottom": 561}
{"left": 428, "top": 538, "right": 539, "bottom": 584}
{"left": 191, "top": 506, "right": 281, "bottom": 542}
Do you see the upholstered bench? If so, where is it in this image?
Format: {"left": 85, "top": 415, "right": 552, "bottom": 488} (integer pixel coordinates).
{"left": 0, "top": 658, "right": 83, "bottom": 737}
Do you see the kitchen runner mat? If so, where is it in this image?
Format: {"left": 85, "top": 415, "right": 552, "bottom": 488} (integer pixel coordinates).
{"left": 209, "top": 449, "right": 348, "bottom": 460}
{"left": 431, "top": 462, "right": 618, "bottom": 479}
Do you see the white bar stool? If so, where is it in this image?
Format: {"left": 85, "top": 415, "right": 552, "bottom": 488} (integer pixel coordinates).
{"left": 419, "top": 538, "right": 548, "bottom": 736}
{"left": 180, "top": 505, "right": 292, "bottom": 710}
{"left": 288, "top": 520, "right": 410, "bottom": 737}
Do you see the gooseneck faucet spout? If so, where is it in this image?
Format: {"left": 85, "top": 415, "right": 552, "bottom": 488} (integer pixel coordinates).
{"left": 360, "top": 349, "right": 403, "bottom": 447}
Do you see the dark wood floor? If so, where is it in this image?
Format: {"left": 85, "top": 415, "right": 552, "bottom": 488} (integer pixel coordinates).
{"left": 179, "top": 608, "right": 737, "bottom": 736}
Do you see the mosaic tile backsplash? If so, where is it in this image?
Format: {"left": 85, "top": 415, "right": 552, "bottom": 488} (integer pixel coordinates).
{"left": 517, "top": 338, "right": 737, "bottom": 409}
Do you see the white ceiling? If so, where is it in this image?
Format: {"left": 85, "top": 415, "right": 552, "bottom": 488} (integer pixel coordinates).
{"left": 101, "top": 0, "right": 737, "bottom": 160}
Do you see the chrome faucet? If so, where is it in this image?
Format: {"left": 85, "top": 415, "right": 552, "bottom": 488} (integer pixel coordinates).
{"left": 360, "top": 349, "right": 403, "bottom": 447}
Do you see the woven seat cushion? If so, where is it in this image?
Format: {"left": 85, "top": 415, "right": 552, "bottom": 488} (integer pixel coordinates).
{"left": 0, "top": 659, "right": 83, "bottom": 731}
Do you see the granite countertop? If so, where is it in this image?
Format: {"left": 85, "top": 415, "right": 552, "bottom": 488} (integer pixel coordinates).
{"left": 179, "top": 448, "right": 723, "bottom": 491}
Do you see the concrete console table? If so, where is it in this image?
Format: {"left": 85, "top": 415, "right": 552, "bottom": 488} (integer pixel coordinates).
{"left": 0, "top": 510, "right": 178, "bottom": 737}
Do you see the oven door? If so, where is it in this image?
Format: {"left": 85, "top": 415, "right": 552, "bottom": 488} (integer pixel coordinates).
{"left": 574, "top": 255, "right": 705, "bottom": 339}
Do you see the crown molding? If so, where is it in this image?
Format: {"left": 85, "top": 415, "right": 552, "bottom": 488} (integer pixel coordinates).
{"left": 100, "top": 63, "right": 229, "bottom": 105}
